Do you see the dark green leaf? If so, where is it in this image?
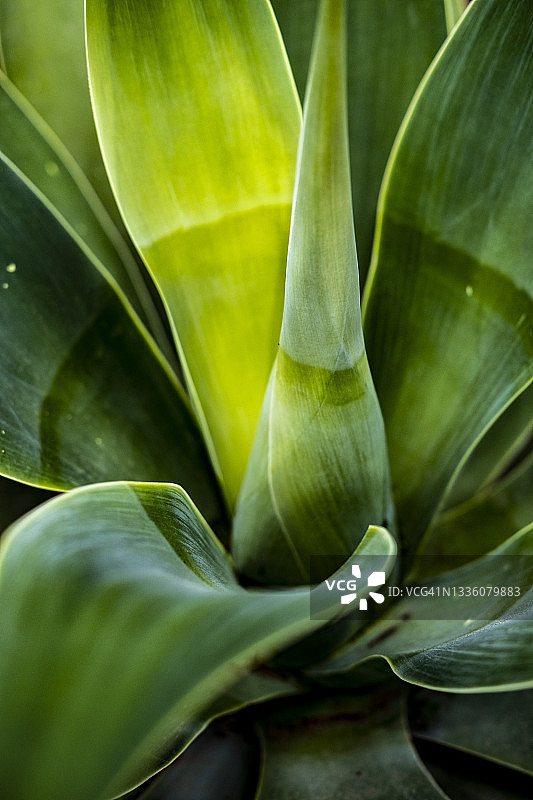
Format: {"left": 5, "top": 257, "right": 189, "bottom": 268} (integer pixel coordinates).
{"left": 417, "top": 451, "right": 533, "bottom": 574}
{"left": 362, "top": 0, "right": 533, "bottom": 556}
{"left": 443, "top": 383, "right": 533, "bottom": 509}
{"left": 0, "top": 70, "right": 168, "bottom": 343}
{"left": 0, "top": 154, "right": 220, "bottom": 523}
{"left": 409, "top": 687, "right": 533, "bottom": 775}
{"left": 254, "top": 689, "right": 449, "bottom": 799}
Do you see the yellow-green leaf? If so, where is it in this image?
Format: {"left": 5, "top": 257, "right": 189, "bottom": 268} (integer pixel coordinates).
{"left": 86, "top": 0, "right": 301, "bottom": 505}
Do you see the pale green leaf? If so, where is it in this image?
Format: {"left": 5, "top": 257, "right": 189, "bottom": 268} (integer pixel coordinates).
{"left": 0, "top": 153, "right": 221, "bottom": 524}
{"left": 410, "top": 687, "right": 533, "bottom": 775}
{"left": 271, "top": 0, "right": 447, "bottom": 281}
{"left": 232, "top": 0, "right": 395, "bottom": 585}
{"left": 312, "top": 525, "right": 533, "bottom": 691}
{"left": 254, "top": 690, "right": 449, "bottom": 799}
{"left": 0, "top": 483, "right": 394, "bottom": 800}
{"left": 362, "top": 0, "right": 533, "bottom": 556}
{"left": 0, "top": 70, "right": 169, "bottom": 347}
{"left": 87, "top": 0, "right": 301, "bottom": 505}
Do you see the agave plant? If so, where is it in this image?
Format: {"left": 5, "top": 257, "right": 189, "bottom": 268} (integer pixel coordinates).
{"left": 0, "top": 0, "right": 532, "bottom": 798}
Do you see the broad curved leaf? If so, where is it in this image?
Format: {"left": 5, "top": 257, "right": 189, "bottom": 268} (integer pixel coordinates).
{"left": 362, "top": 0, "right": 533, "bottom": 557}
{"left": 232, "top": 0, "right": 394, "bottom": 585}
{"left": 87, "top": 0, "right": 301, "bottom": 505}
{"left": 254, "top": 689, "right": 449, "bottom": 799}
{"left": 272, "top": 0, "right": 446, "bottom": 282}
{"left": 0, "top": 153, "right": 220, "bottom": 523}
{"left": 0, "top": 70, "right": 168, "bottom": 346}
{"left": 409, "top": 687, "right": 533, "bottom": 776}
{"left": 0, "top": 482, "right": 394, "bottom": 800}
{"left": 312, "top": 525, "right": 533, "bottom": 691}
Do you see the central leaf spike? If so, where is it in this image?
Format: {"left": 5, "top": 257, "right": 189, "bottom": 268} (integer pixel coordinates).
{"left": 232, "top": 0, "right": 396, "bottom": 585}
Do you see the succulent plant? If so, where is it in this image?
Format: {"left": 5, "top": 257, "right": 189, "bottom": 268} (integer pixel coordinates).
{"left": 0, "top": 1, "right": 531, "bottom": 798}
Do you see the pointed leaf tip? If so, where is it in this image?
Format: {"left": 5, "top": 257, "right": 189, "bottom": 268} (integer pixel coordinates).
{"left": 232, "top": 0, "right": 395, "bottom": 585}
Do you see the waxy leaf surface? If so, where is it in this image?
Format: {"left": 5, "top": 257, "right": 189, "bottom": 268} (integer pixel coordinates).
{"left": 0, "top": 154, "right": 220, "bottom": 522}
{"left": 233, "top": 0, "right": 394, "bottom": 585}
{"left": 362, "top": 0, "right": 533, "bottom": 556}
{"left": 0, "top": 483, "right": 394, "bottom": 800}
{"left": 87, "top": 0, "right": 301, "bottom": 504}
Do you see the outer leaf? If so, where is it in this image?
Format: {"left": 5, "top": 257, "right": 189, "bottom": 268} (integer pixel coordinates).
{"left": 0, "top": 70, "right": 168, "bottom": 346}
{"left": 362, "top": 0, "right": 533, "bottom": 556}
{"left": 232, "top": 0, "right": 394, "bottom": 585}
{"left": 409, "top": 687, "right": 533, "bottom": 775}
{"left": 417, "top": 451, "right": 533, "bottom": 573}
{"left": 87, "top": 0, "right": 301, "bottom": 505}
{"left": 312, "top": 525, "right": 533, "bottom": 691}
{"left": 0, "top": 0, "right": 114, "bottom": 209}
{"left": 0, "top": 153, "right": 220, "bottom": 524}
{"left": 0, "top": 482, "right": 395, "bottom": 800}
{"left": 254, "top": 690, "right": 449, "bottom": 799}
{"left": 272, "top": 0, "right": 447, "bottom": 281}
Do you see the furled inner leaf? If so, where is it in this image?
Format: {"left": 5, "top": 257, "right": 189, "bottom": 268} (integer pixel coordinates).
{"left": 87, "top": 0, "right": 301, "bottom": 505}
{"left": 232, "top": 0, "right": 395, "bottom": 585}
{"left": 271, "top": 0, "right": 447, "bottom": 283}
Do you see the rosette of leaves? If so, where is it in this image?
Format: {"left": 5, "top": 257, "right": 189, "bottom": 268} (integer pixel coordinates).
{"left": 0, "top": 1, "right": 532, "bottom": 798}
